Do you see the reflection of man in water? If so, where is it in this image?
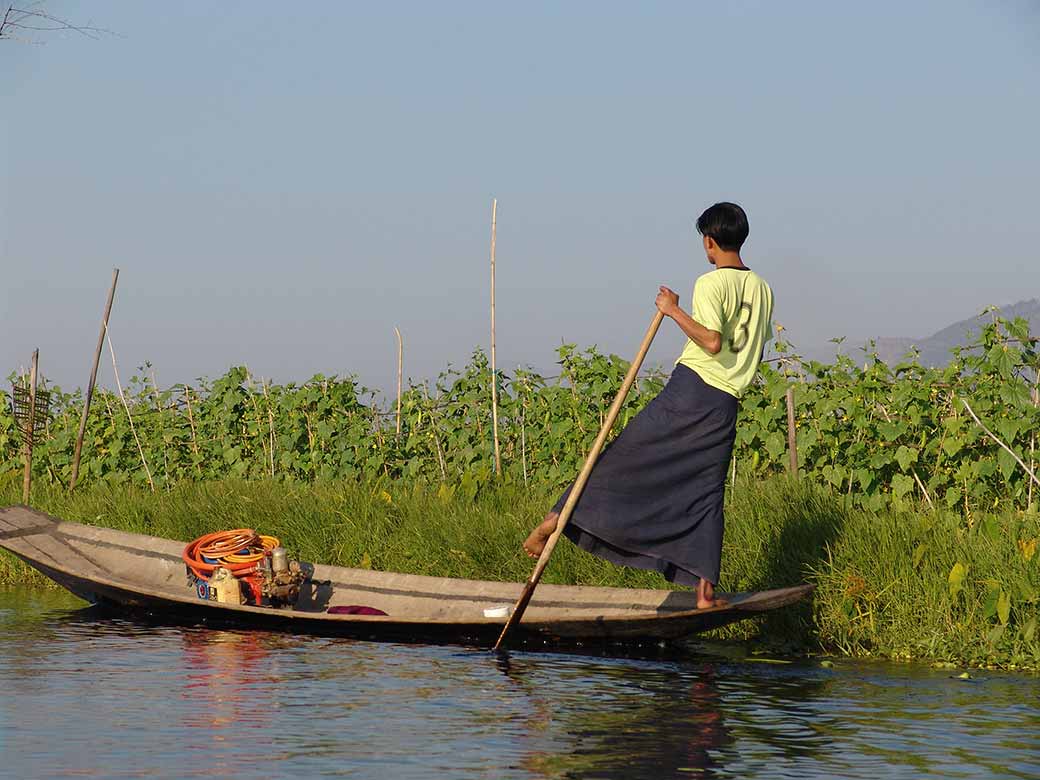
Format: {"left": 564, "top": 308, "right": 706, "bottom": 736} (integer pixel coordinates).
{"left": 521, "top": 665, "right": 732, "bottom": 778}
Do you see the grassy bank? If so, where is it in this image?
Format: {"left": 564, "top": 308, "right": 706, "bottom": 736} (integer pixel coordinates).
{"left": 2, "top": 473, "right": 1037, "bottom": 670}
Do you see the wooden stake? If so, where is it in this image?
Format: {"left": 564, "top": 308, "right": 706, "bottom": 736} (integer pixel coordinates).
{"left": 490, "top": 198, "right": 502, "bottom": 475}
{"left": 962, "top": 398, "right": 1040, "bottom": 489}
{"left": 494, "top": 311, "right": 665, "bottom": 651}
{"left": 785, "top": 386, "right": 798, "bottom": 476}
{"left": 150, "top": 368, "right": 169, "bottom": 486}
{"left": 245, "top": 370, "right": 269, "bottom": 477}
{"left": 876, "top": 401, "right": 933, "bottom": 509}
{"left": 22, "top": 349, "right": 39, "bottom": 504}
{"left": 1029, "top": 382, "right": 1038, "bottom": 513}
{"left": 70, "top": 267, "right": 119, "bottom": 491}
{"left": 1029, "top": 432, "right": 1035, "bottom": 514}
{"left": 106, "top": 327, "right": 155, "bottom": 492}
{"left": 422, "top": 381, "right": 447, "bottom": 481}
{"left": 262, "top": 379, "right": 276, "bottom": 478}
{"left": 394, "top": 327, "right": 403, "bottom": 438}
{"left": 519, "top": 369, "right": 528, "bottom": 488}
{"left": 183, "top": 385, "right": 202, "bottom": 476}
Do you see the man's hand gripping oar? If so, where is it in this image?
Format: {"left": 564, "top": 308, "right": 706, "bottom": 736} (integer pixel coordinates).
{"left": 493, "top": 310, "right": 665, "bottom": 652}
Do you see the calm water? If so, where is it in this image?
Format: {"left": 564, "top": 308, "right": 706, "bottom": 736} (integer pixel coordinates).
{"left": 0, "top": 588, "right": 1037, "bottom": 779}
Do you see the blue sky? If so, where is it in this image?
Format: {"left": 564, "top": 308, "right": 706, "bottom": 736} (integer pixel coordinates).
{"left": 2, "top": 1, "right": 1038, "bottom": 397}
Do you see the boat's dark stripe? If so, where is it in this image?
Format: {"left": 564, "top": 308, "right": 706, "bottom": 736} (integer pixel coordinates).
{"left": 53, "top": 531, "right": 177, "bottom": 564}
{"left": 0, "top": 522, "right": 57, "bottom": 541}
{"left": 48, "top": 532, "right": 117, "bottom": 577}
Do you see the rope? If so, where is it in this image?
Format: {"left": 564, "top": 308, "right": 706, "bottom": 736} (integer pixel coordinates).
{"left": 182, "top": 529, "right": 279, "bottom": 581}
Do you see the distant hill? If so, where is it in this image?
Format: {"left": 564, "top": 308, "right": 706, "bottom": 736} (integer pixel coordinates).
{"left": 871, "top": 299, "right": 1040, "bottom": 366}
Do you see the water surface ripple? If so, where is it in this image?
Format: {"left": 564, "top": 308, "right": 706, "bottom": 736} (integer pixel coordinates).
{"left": 1, "top": 589, "right": 1037, "bottom": 779}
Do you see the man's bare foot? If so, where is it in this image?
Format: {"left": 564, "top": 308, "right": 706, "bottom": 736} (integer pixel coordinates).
{"left": 696, "top": 578, "right": 727, "bottom": 609}
{"left": 523, "top": 512, "right": 559, "bottom": 558}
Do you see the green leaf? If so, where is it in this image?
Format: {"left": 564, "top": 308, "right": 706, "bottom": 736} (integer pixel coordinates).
{"left": 978, "top": 516, "right": 1001, "bottom": 542}
{"left": 912, "top": 543, "right": 928, "bottom": 568}
{"left": 942, "top": 438, "right": 963, "bottom": 458}
{"left": 997, "top": 590, "right": 1011, "bottom": 626}
{"left": 894, "top": 445, "right": 918, "bottom": 472}
{"left": 764, "top": 431, "right": 786, "bottom": 461}
{"left": 995, "top": 418, "right": 1020, "bottom": 443}
{"left": 1007, "top": 317, "right": 1030, "bottom": 341}
{"left": 976, "top": 459, "right": 997, "bottom": 480}
{"left": 948, "top": 561, "right": 967, "bottom": 598}
{"left": 1023, "top": 617, "right": 1037, "bottom": 643}
{"left": 997, "top": 447, "right": 1018, "bottom": 480}
{"left": 983, "top": 585, "right": 1000, "bottom": 620}
{"left": 891, "top": 474, "right": 915, "bottom": 500}
{"left": 878, "top": 421, "right": 902, "bottom": 442}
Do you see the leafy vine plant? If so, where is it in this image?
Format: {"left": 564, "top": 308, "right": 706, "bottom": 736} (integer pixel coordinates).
{"left": 3, "top": 316, "right": 1039, "bottom": 517}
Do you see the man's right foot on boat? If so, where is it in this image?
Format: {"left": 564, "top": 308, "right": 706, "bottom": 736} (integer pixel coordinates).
{"left": 696, "top": 577, "right": 726, "bottom": 610}
{"left": 523, "top": 512, "right": 559, "bottom": 558}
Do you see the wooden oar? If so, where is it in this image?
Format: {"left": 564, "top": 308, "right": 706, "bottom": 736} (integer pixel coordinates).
{"left": 494, "top": 310, "right": 666, "bottom": 651}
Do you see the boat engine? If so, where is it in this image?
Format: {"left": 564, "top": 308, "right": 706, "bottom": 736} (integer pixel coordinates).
{"left": 184, "top": 531, "right": 308, "bottom": 609}
{"left": 262, "top": 546, "right": 306, "bottom": 608}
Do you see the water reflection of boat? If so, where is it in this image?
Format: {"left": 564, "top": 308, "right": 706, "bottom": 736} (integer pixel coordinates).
{"left": 0, "top": 506, "right": 812, "bottom": 649}
{"left": 181, "top": 630, "right": 277, "bottom": 730}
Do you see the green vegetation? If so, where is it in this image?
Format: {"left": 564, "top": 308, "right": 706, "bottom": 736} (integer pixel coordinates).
{"left": 3, "top": 312, "right": 1038, "bottom": 668}
{"left": 4, "top": 314, "right": 1038, "bottom": 517}
{"left": 2, "top": 475, "right": 1037, "bottom": 670}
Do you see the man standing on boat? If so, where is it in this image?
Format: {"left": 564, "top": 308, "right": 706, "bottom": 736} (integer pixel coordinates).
{"left": 523, "top": 202, "right": 774, "bottom": 609}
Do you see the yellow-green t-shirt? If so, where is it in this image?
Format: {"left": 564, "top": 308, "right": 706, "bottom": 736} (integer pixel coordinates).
{"left": 676, "top": 267, "right": 774, "bottom": 398}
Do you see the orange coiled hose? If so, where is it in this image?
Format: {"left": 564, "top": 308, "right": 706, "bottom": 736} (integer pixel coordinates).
{"left": 223, "top": 535, "right": 279, "bottom": 565}
{"left": 182, "top": 529, "right": 280, "bottom": 580}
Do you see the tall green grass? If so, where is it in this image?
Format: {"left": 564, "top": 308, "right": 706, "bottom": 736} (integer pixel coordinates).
{"left": 2, "top": 473, "right": 1038, "bottom": 669}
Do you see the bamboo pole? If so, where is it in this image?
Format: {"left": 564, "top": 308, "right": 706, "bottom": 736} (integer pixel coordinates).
{"left": 262, "top": 379, "right": 276, "bottom": 478}
{"left": 70, "top": 268, "right": 119, "bottom": 491}
{"left": 1029, "top": 381, "right": 1038, "bottom": 513}
{"left": 785, "top": 386, "right": 798, "bottom": 476}
{"left": 21, "top": 349, "right": 39, "bottom": 504}
{"left": 106, "top": 328, "right": 155, "bottom": 492}
{"left": 876, "top": 402, "right": 934, "bottom": 509}
{"left": 962, "top": 398, "right": 1040, "bottom": 489}
{"left": 490, "top": 198, "right": 502, "bottom": 475}
{"left": 150, "top": 368, "right": 169, "bottom": 486}
{"left": 519, "top": 369, "right": 528, "bottom": 488}
{"left": 394, "top": 327, "right": 403, "bottom": 438}
{"left": 1029, "top": 431, "right": 1035, "bottom": 514}
{"left": 494, "top": 310, "right": 665, "bottom": 651}
{"left": 244, "top": 370, "right": 270, "bottom": 477}
{"left": 422, "top": 381, "right": 448, "bottom": 481}
{"left": 183, "top": 385, "right": 202, "bottom": 476}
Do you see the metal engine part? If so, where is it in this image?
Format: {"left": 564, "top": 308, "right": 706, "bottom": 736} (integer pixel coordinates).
{"left": 262, "top": 549, "right": 305, "bottom": 608}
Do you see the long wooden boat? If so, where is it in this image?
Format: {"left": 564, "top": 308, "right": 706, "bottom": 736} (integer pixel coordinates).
{"left": 0, "top": 505, "right": 813, "bottom": 648}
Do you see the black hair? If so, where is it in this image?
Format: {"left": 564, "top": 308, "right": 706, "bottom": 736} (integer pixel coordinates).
{"left": 695, "top": 202, "right": 749, "bottom": 252}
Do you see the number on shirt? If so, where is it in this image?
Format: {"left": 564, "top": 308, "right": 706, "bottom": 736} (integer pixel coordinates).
{"left": 730, "top": 302, "right": 752, "bottom": 353}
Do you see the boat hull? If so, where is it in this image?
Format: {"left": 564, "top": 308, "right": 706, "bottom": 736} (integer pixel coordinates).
{"left": 0, "top": 505, "right": 813, "bottom": 648}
